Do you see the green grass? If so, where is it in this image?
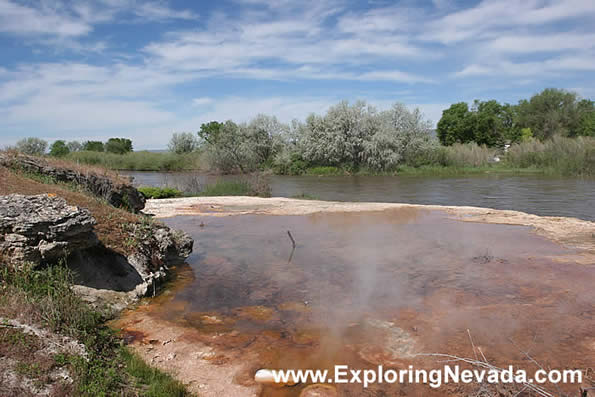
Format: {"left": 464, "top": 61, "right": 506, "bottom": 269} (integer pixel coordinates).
{"left": 0, "top": 262, "right": 189, "bottom": 396}
{"left": 138, "top": 186, "right": 183, "bottom": 199}
{"left": 66, "top": 150, "right": 203, "bottom": 171}
{"left": 197, "top": 180, "right": 254, "bottom": 196}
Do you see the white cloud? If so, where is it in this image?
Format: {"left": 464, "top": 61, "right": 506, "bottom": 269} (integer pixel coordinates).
{"left": 192, "top": 97, "right": 214, "bottom": 106}
{"left": 456, "top": 55, "right": 595, "bottom": 77}
{"left": 486, "top": 33, "right": 595, "bottom": 54}
{"left": 0, "top": 0, "right": 91, "bottom": 36}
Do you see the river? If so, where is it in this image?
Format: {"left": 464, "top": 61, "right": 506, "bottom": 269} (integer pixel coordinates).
{"left": 121, "top": 171, "right": 595, "bottom": 221}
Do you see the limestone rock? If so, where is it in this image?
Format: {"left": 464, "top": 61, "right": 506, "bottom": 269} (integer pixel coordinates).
{"left": 0, "top": 194, "right": 98, "bottom": 263}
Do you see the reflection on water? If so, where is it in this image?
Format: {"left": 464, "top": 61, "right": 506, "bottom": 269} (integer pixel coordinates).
{"left": 120, "top": 209, "right": 594, "bottom": 396}
{"left": 121, "top": 171, "right": 595, "bottom": 221}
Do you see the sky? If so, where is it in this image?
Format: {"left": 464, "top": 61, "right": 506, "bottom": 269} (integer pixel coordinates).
{"left": 0, "top": 0, "right": 594, "bottom": 150}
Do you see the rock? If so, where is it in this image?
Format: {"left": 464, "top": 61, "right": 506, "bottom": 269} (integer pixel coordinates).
{"left": 0, "top": 152, "right": 145, "bottom": 212}
{"left": 126, "top": 223, "right": 193, "bottom": 297}
{"left": 0, "top": 194, "right": 98, "bottom": 264}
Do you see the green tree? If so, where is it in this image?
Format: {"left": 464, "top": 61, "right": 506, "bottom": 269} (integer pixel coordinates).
{"left": 49, "top": 140, "right": 70, "bottom": 157}
{"left": 515, "top": 88, "right": 580, "bottom": 139}
{"left": 436, "top": 102, "right": 474, "bottom": 145}
{"left": 83, "top": 141, "right": 104, "bottom": 152}
{"left": 198, "top": 121, "right": 224, "bottom": 145}
{"left": 15, "top": 137, "right": 48, "bottom": 155}
{"left": 168, "top": 132, "right": 199, "bottom": 154}
{"left": 105, "top": 138, "right": 133, "bottom": 154}
{"left": 576, "top": 99, "right": 595, "bottom": 137}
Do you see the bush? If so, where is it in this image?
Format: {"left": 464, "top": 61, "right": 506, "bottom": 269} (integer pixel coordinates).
{"left": 16, "top": 137, "right": 47, "bottom": 155}
{"left": 138, "top": 186, "right": 183, "bottom": 199}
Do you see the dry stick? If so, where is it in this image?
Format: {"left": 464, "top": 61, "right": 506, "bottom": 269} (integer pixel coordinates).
{"left": 287, "top": 230, "right": 296, "bottom": 249}
{"left": 287, "top": 230, "right": 296, "bottom": 263}
{"left": 416, "top": 353, "right": 555, "bottom": 397}
{"left": 508, "top": 337, "right": 545, "bottom": 371}
{"left": 467, "top": 329, "right": 479, "bottom": 361}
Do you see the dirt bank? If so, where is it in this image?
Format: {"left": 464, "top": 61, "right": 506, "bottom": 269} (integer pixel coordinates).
{"left": 144, "top": 196, "right": 595, "bottom": 254}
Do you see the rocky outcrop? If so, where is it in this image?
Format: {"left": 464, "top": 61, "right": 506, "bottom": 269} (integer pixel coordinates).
{"left": 125, "top": 223, "right": 193, "bottom": 296}
{"left": 0, "top": 193, "right": 193, "bottom": 300}
{"left": 0, "top": 194, "right": 98, "bottom": 264}
{"left": 0, "top": 152, "right": 145, "bottom": 212}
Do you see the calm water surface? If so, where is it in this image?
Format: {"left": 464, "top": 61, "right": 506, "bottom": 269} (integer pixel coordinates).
{"left": 119, "top": 210, "right": 594, "bottom": 396}
{"left": 121, "top": 171, "right": 595, "bottom": 221}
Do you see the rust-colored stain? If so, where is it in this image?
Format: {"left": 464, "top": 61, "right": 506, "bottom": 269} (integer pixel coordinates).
{"left": 114, "top": 209, "right": 595, "bottom": 397}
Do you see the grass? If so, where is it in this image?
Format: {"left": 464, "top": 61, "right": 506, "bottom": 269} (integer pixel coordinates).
{"left": 66, "top": 150, "right": 204, "bottom": 171}
{"left": 0, "top": 261, "right": 188, "bottom": 396}
{"left": 197, "top": 179, "right": 270, "bottom": 197}
{"left": 504, "top": 136, "right": 595, "bottom": 176}
{"left": 138, "top": 186, "right": 183, "bottom": 199}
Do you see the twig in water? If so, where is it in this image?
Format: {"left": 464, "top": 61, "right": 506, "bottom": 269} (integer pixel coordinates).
{"left": 287, "top": 230, "right": 296, "bottom": 264}
{"left": 287, "top": 230, "right": 296, "bottom": 249}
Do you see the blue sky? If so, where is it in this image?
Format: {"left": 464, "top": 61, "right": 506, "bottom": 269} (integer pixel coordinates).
{"left": 1, "top": 0, "right": 594, "bottom": 149}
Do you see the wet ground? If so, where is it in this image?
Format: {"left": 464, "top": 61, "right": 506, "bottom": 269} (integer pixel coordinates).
{"left": 115, "top": 208, "right": 594, "bottom": 396}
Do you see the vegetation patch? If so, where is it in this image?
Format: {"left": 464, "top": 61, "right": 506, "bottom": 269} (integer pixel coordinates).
{"left": 138, "top": 186, "right": 183, "bottom": 199}
{"left": 66, "top": 151, "right": 203, "bottom": 171}
{"left": 0, "top": 261, "right": 188, "bottom": 396}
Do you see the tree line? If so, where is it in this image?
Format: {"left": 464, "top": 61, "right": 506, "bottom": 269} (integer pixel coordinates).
{"left": 437, "top": 88, "right": 594, "bottom": 147}
{"left": 168, "top": 88, "right": 593, "bottom": 174}
{"left": 13, "top": 137, "right": 133, "bottom": 156}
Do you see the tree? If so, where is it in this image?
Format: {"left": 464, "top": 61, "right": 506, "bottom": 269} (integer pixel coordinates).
{"left": 436, "top": 102, "right": 473, "bottom": 145}
{"left": 105, "top": 138, "right": 133, "bottom": 154}
{"left": 515, "top": 88, "right": 580, "bottom": 140}
{"left": 49, "top": 140, "right": 70, "bottom": 157}
{"left": 576, "top": 99, "right": 595, "bottom": 137}
{"left": 168, "top": 132, "right": 199, "bottom": 154}
{"left": 67, "top": 141, "right": 82, "bottom": 152}
{"left": 199, "top": 117, "right": 287, "bottom": 173}
{"left": 437, "top": 100, "right": 519, "bottom": 146}
{"left": 197, "top": 121, "right": 224, "bottom": 145}
{"left": 298, "top": 100, "right": 433, "bottom": 171}
{"left": 16, "top": 137, "right": 47, "bottom": 155}
{"left": 83, "top": 141, "right": 104, "bottom": 152}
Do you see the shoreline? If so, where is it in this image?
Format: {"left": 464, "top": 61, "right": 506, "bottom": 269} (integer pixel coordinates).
{"left": 144, "top": 196, "right": 595, "bottom": 255}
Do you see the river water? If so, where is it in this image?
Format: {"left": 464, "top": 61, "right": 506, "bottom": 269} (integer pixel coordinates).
{"left": 121, "top": 171, "right": 595, "bottom": 221}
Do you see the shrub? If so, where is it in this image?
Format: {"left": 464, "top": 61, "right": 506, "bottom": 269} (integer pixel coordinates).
{"left": 16, "top": 137, "right": 47, "bottom": 155}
